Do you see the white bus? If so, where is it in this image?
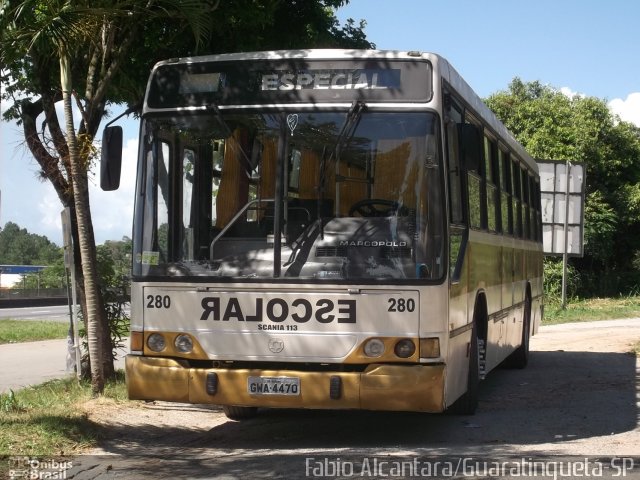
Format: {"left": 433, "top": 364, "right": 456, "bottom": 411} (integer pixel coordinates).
{"left": 101, "top": 50, "right": 543, "bottom": 418}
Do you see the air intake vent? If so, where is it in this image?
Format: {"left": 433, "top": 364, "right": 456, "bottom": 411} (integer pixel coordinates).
{"left": 315, "top": 246, "right": 348, "bottom": 257}
{"left": 316, "top": 246, "right": 412, "bottom": 258}
{"left": 381, "top": 247, "right": 412, "bottom": 259}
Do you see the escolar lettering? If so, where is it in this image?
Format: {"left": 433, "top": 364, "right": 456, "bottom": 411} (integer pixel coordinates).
{"left": 200, "top": 296, "right": 356, "bottom": 324}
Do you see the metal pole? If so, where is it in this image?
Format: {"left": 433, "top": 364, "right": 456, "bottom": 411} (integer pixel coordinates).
{"left": 70, "top": 258, "right": 81, "bottom": 380}
{"left": 61, "top": 208, "right": 81, "bottom": 379}
{"left": 561, "top": 161, "right": 572, "bottom": 309}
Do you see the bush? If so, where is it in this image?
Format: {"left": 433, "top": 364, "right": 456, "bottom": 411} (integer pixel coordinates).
{"left": 544, "top": 258, "right": 579, "bottom": 304}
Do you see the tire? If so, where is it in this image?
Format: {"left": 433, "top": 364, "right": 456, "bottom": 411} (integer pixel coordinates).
{"left": 446, "top": 322, "right": 480, "bottom": 415}
{"left": 505, "top": 294, "right": 531, "bottom": 369}
{"left": 222, "top": 405, "right": 258, "bottom": 420}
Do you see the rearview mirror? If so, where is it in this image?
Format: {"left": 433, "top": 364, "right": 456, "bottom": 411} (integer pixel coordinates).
{"left": 100, "top": 126, "right": 123, "bottom": 191}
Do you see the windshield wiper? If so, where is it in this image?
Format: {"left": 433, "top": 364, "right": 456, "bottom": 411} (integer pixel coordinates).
{"left": 334, "top": 100, "right": 366, "bottom": 160}
{"left": 208, "top": 103, "right": 254, "bottom": 177}
{"left": 317, "top": 100, "right": 366, "bottom": 238}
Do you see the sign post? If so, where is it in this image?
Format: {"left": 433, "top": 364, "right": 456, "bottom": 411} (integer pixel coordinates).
{"left": 61, "top": 208, "right": 82, "bottom": 379}
{"left": 538, "top": 160, "right": 586, "bottom": 308}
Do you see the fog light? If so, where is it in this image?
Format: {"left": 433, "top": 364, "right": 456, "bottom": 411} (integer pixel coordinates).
{"left": 363, "top": 338, "right": 385, "bottom": 357}
{"left": 147, "top": 333, "right": 166, "bottom": 352}
{"left": 174, "top": 334, "right": 194, "bottom": 353}
{"left": 394, "top": 339, "right": 416, "bottom": 358}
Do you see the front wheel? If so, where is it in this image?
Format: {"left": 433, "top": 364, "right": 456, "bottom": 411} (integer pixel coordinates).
{"left": 222, "top": 405, "right": 258, "bottom": 420}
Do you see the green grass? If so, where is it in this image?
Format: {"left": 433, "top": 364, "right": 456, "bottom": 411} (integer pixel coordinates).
{"left": 543, "top": 296, "right": 640, "bottom": 325}
{"left": 0, "top": 319, "right": 69, "bottom": 344}
{"left": 0, "top": 372, "right": 128, "bottom": 462}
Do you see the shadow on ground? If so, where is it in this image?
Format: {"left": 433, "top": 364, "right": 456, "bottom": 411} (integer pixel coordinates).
{"left": 103, "top": 349, "right": 637, "bottom": 449}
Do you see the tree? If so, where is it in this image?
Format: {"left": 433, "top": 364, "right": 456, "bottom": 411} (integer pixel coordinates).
{"left": 0, "top": 0, "right": 372, "bottom": 392}
{"left": 0, "top": 222, "right": 64, "bottom": 291}
{"left": 486, "top": 79, "right": 640, "bottom": 296}
{"left": 21, "top": 259, "right": 66, "bottom": 289}
{"left": 0, "top": 0, "right": 215, "bottom": 393}
{"left": 0, "top": 221, "right": 62, "bottom": 265}
{"left": 93, "top": 238, "right": 132, "bottom": 375}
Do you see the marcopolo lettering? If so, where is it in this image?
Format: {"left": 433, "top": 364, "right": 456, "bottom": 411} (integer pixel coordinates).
{"left": 339, "top": 240, "right": 408, "bottom": 247}
{"left": 261, "top": 71, "right": 388, "bottom": 91}
{"left": 200, "top": 296, "right": 356, "bottom": 324}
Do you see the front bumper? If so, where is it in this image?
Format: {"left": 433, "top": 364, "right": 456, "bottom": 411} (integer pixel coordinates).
{"left": 126, "top": 355, "right": 445, "bottom": 413}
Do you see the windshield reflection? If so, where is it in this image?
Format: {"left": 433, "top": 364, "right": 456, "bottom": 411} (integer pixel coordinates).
{"left": 133, "top": 111, "right": 444, "bottom": 281}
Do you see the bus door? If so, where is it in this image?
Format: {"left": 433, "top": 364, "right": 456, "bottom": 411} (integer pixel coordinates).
{"left": 444, "top": 95, "right": 471, "bottom": 398}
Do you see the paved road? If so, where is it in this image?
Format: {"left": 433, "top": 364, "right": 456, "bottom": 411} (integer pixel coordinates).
{"left": 0, "top": 305, "right": 71, "bottom": 322}
{"left": 0, "top": 305, "right": 130, "bottom": 322}
{"left": 0, "top": 338, "right": 127, "bottom": 392}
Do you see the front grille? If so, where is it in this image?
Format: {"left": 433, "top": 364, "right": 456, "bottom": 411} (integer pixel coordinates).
{"left": 315, "top": 246, "right": 348, "bottom": 257}
{"left": 381, "top": 247, "right": 413, "bottom": 258}
{"left": 315, "top": 245, "right": 412, "bottom": 259}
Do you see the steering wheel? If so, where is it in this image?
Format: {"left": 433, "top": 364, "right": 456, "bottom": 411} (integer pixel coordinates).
{"left": 348, "top": 199, "right": 402, "bottom": 217}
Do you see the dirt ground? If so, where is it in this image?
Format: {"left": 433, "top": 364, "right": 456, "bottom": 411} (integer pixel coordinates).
{"left": 68, "top": 318, "right": 640, "bottom": 478}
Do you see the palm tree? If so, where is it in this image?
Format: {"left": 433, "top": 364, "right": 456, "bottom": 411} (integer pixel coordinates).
{"left": 1, "top": 0, "right": 214, "bottom": 393}
{"left": 1, "top": 1, "right": 109, "bottom": 392}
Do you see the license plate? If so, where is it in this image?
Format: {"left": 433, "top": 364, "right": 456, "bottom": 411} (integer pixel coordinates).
{"left": 248, "top": 376, "right": 300, "bottom": 396}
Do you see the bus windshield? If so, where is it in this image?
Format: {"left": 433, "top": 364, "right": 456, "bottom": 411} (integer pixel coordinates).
{"left": 133, "top": 110, "right": 444, "bottom": 281}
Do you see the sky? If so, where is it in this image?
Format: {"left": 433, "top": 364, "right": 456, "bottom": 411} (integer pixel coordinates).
{"left": 1, "top": 0, "right": 639, "bottom": 247}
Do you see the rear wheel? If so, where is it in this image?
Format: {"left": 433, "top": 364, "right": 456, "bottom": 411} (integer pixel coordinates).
{"left": 222, "top": 405, "right": 258, "bottom": 420}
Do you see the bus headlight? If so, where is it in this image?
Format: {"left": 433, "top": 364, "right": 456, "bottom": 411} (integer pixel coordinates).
{"left": 147, "top": 333, "right": 166, "bottom": 352}
{"left": 174, "top": 334, "right": 194, "bottom": 353}
{"left": 394, "top": 339, "right": 416, "bottom": 358}
{"left": 363, "top": 338, "right": 385, "bottom": 357}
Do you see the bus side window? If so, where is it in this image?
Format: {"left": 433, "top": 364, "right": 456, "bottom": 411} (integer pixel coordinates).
{"left": 521, "top": 166, "right": 531, "bottom": 239}
{"left": 499, "top": 149, "right": 513, "bottom": 235}
{"left": 444, "top": 94, "right": 466, "bottom": 281}
{"left": 484, "top": 136, "right": 499, "bottom": 233}
{"left": 464, "top": 119, "right": 483, "bottom": 230}
{"left": 528, "top": 174, "right": 538, "bottom": 240}
{"left": 512, "top": 158, "right": 523, "bottom": 238}
{"left": 467, "top": 168, "right": 482, "bottom": 229}
{"left": 445, "top": 99, "right": 464, "bottom": 225}
{"left": 532, "top": 177, "right": 542, "bottom": 241}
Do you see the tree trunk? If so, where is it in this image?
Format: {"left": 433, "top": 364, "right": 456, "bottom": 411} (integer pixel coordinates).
{"left": 60, "top": 51, "right": 105, "bottom": 395}
{"left": 20, "top": 57, "right": 115, "bottom": 383}
{"left": 70, "top": 223, "right": 115, "bottom": 381}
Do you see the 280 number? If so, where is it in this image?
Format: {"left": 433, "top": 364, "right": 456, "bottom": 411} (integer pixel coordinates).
{"left": 387, "top": 298, "right": 415, "bottom": 312}
{"left": 146, "top": 295, "right": 171, "bottom": 309}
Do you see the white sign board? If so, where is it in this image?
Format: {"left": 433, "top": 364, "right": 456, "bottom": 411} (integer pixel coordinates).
{"left": 537, "top": 161, "right": 585, "bottom": 256}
